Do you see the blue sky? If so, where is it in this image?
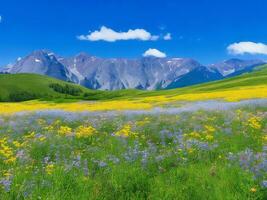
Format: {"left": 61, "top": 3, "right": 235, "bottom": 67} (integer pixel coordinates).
{"left": 0, "top": 0, "right": 267, "bottom": 66}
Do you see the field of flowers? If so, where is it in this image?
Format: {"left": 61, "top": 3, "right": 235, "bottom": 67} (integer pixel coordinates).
{"left": 0, "top": 83, "right": 267, "bottom": 115}
{"left": 0, "top": 100, "right": 266, "bottom": 199}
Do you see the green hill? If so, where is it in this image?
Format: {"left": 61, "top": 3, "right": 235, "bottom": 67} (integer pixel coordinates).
{"left": 0, "top": 73, "right": 93, "bottom": 102}
{"left": 153, "top": 64, "right": 267, "bottom": 95}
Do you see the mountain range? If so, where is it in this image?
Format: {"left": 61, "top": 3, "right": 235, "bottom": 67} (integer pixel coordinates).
{"left": 1, "top": 50, "right": 265, "bottom": 90}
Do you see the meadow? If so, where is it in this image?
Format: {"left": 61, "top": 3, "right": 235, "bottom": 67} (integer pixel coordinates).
{"left": 0, "top": 100, "right": 266, "bottom": 199}
{"left": 0, "top": 66, "right": 267, "bottom": 199}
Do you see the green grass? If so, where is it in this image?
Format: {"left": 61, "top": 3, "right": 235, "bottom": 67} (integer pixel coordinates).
{"left": 0, "top": 106, "right": 266, "bottom": 199}
{"left": 0, "top": 73, "right": 92, "bottom": 101}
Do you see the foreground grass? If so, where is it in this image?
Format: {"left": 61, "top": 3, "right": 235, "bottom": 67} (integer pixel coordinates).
{"left": 0, "top": 106, "right": 266, "bottom": 199}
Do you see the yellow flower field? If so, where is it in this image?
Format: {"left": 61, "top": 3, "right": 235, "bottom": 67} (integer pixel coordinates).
{"left": 0, "top": 84, "right": 266, "bottom": 114}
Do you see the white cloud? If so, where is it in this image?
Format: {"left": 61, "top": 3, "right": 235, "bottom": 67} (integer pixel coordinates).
{"left": 143, "top": 48, "right": 166, "bottom": 58}
{"left": 163, "top": 33, "right": 172, "bottom": 40}
{"left": 227, "top": 41, "right": 267, "bottom": 55}
{"left": 77, "top": 26, "right": 159, "bottom": 42}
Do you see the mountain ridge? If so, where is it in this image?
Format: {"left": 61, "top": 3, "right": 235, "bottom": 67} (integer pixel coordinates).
{"left": 2, "top": 50, "right": 265, "bottom": 90}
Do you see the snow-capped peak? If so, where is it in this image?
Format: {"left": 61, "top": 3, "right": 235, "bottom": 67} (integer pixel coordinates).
{"left": 35, "top": 59, "right": 41, "bottom": 63}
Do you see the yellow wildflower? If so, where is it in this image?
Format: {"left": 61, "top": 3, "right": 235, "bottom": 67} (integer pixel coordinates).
{"left": 75, "top": 125, "right": 96, "bottom": 138}
{"left": 0, "top": 137, "right": 7, "bottom": 145}
{"left": 248, "top": 116, "right": 262, "bottom": 129}
{"left": 204, "top": 125, "right": 215, "bottom": 133}
{"left": 24, "top": 131, "right": 35, "bottom": 139}
{"left": 3, "top": 170, "right": 12, "bottom": 177}
{"left": 189, "top": 131, "right": 201, "bottom": 139}
{"left": 45, "top": 164, "right": 54, "bottom": 175}
{"left": 115, "top": 124, "right": 134, "bottom": 137}
{"left": 58, "top": 126, "right": 72, "bottom": 136}
{"left": 37, "top": 119, "right": 46, "bottom": 125}
{"left": 188, "top": 148, "right": 194, "bottom": 154}
{"left": 250, "top": 187, "right": 257, "bottom": 192}
{"left": 43, "top": 125, "right": 54, "bottom": 132}
{"left": 205, "top": 135, "right": 214, "bottom": 141}
{"left": 141, "top": 135, "right": 146, "bottom": 139}
{"left": 0, "top": 140, "right": 16, "bottom": 164}
{"left": 39, "top": 136, "right": 46, "bottom": 142}
{"left": 4, "top": 156, "right": 16, "bottom": 164}
{"left": 136, "top": 117, "right": 150, "bottom": 126}
{"left": 54, "top": 120, "right": 61, "bottom": 125}
{"left": 13, "top": 141, "right": 22, "bottom": 148}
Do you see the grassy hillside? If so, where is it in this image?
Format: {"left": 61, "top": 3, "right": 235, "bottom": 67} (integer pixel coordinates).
{"left": 145, "top": 64, "right": 267, "bottom": 95}
{"left": 0, "top": 73, "right": 92, "bottom": 101}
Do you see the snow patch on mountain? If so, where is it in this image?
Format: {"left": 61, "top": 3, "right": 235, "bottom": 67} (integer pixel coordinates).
{"left": 222, "top": 69, "right": 235, "bottom": 76}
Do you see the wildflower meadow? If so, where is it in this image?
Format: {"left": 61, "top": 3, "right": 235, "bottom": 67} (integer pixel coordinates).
{"left": 0, "top": 100, "right": 266, "bottom": 199}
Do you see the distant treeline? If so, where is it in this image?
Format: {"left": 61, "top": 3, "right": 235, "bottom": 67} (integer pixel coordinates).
{"left": 8, "top": 91, "right": 37, "bottom": 102}
{"left": 49, "top": 83, "right": 82, "bottom": 96}
{"left": 0, "top": 83, "right": 84, "bottom": 102}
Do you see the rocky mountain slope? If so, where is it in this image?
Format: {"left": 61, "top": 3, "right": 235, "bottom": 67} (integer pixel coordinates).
{"left": 2, "top": 50, "right": 265, "bottom": 90}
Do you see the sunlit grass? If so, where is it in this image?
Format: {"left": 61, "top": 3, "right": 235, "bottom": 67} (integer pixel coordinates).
{"left": 0, "top": 106, "right": 266, "bottom": 199}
